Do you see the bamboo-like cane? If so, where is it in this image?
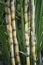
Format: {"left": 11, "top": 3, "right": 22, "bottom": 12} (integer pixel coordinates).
{"left": 24, "top": 0, "right": 30, "bottom": 65}
{"left": 10, "top": 0, "right": 21, "bottom": 65}
{"left": 31, "top": 0, "right": 36, "bottom": 65}
{"left": 5, "top": 0, "right": 15, "bottom": 65}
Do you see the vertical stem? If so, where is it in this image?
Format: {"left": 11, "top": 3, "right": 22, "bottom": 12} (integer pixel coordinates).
{"left": 16, "top": 0, "right": 22, "bottom": 50}
{"left": 5, "top": 0, "right": 15, "bottom": 65}
{"left": 31, "top": 0, "right": 36, "bottom": 65}
{"left": 20, "top": 0, "right": 25, "bottom": 51}
{"left": 24, "top": 0, "right": 30, "bottom": 65}
{"left": 10, "top": 0, "right": 21, "bottom": 65}
{"left": 20, "top": 0, "right": 26, "bottom": 65}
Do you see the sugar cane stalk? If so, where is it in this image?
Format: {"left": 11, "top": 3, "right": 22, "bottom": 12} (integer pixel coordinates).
{"left": 24, "top": 0, "right": 30, "bottom": 65}
{"left": 5, "top": 0, "right": 15, "bottom": 65}
{"left": 10, "top": 0, "right": 21, "bottom": 65}
{"left": 31, "top": 0, "right": 36, "bottom": 65}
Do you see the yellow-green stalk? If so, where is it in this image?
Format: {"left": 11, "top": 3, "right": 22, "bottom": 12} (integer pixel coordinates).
{"left": 31, "top": 0, "right": 36, "bottom": 65}
{"left": 5, "top": 0, "right": 15, "bottom": 65}
{"left": 10, "top": 0, "right": 21, "bottom": 65}
{"left": 24, "top": 0, "right": 30, "bottom": 65}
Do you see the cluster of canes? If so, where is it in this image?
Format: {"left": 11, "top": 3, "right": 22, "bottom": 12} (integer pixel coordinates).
{"left": 5, "top": 0, "right": 36, "bottom": 65}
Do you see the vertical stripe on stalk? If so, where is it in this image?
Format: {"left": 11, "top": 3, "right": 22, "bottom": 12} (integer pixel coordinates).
{"left": 10, "top": 0, "right": 21, "bottom": 65}
{"left": 24, "top": 0, "right": 30, "bottom": 65}
{"left": 31, "top": 0, "right": 36, "bottom": 65}
{"left": 5, "top": 0, "right": 15, "bottom": 65}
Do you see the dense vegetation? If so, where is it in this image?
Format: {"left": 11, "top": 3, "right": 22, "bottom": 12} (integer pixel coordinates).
{"left": 0, "top": 0, "right": 43, "bottom": 65}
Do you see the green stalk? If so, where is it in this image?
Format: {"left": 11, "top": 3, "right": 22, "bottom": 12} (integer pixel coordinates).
{"left": 35, "top": 0, "right": 42, "bottom": 61}
{"left": 35, "top": 0, "right": 42, "bottom": 65}
{"left": 20, "top": 0, "right": 25, "bottom": 52}
{"left": 5, "top": 0, "right": 15, "bottom": 65}
{"left": 15, "top": 0, "right": 22, "bottom": 51}
{"left": 20, "top": 0, "right": 26, "bottom": 65}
